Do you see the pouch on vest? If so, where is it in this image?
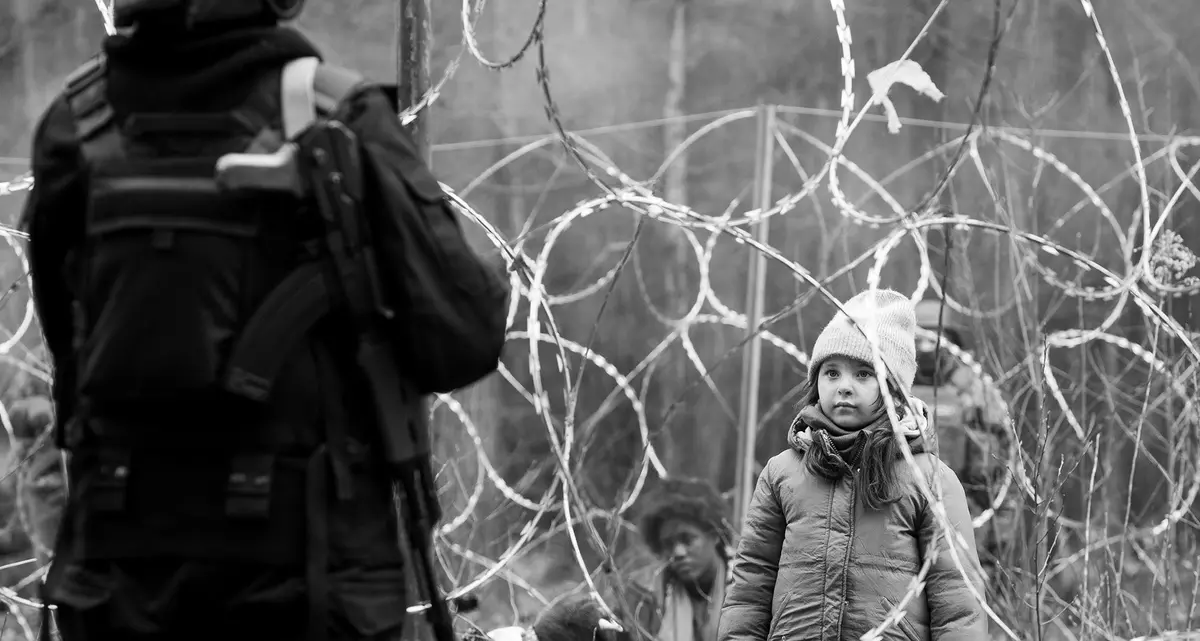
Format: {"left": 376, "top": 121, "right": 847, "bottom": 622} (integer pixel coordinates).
{"left": 356, "top": 95, "right": 510, "bottom": 394}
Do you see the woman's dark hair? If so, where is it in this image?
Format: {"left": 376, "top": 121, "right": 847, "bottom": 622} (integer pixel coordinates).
{"left": 638, "top": 477, "right": 733, "bottom": 560}
{"left": 797, "top": 361, "right": 915, "bottom": 511}
{"left": 533, "top": 594, "right": 632, "bottom": 641}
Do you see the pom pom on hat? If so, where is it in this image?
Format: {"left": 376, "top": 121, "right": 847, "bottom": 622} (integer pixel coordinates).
{"left": 808, "top": 289, "right": 918, "bottom": 390}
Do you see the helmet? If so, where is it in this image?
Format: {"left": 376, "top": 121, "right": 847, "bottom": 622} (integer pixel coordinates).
{"left": 914, "top": 298, "right": 963, "bottom": 331}
{"left": 913, "top": 299, "right": 969, "bottom": 386}
{"left": 113, "top": 0, "right": 306, "bottom": 29}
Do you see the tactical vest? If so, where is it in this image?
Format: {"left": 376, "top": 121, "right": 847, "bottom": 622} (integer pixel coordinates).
{"left": 57, "top": 54, "right": 380, "bottom": 567}
{"left": 64, "top": 53, "right": 359, "bottom": 413}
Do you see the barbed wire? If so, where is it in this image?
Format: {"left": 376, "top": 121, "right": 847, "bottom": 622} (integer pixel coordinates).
{"left": 0, "top": 0, "right": 1195, "bottom": 639}
{"left": 8, "top": 100, "right": 1200, "bottom": 179}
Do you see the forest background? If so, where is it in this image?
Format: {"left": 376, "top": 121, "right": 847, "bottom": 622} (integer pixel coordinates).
{"left": 1, "top": 0, "right": 1199, "bottom": 639}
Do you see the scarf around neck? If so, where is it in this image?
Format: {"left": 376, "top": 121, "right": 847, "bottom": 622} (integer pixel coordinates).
{"left": 657, "top": 557, "right": 728, "bottom": 641}
{"left": 787, "top": 397, "right": 932, "bottom": 466}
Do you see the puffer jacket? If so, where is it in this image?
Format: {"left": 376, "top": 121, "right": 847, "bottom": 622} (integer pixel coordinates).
{"left": 719, "top": 413, "right": 988, "bottom": 641}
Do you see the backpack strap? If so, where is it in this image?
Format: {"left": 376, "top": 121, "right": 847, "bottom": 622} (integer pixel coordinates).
{"left": 313, "top": 63, "right": 367, "bottom": 115}
{"left": 58, "top": 54, "right": 118, "bottom": 463}
{"left": 280, "top": 57, "right": 320, "bottom": 139}
{"left": 280, "top": 57, "right": 367, "bottom": 140}
{"left": 63, "top": 54, "right": 114, "bottom": 144}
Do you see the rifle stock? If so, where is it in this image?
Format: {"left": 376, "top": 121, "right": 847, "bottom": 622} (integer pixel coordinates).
{"left": 215, "top": 143, "right": 308, "bottom": 198}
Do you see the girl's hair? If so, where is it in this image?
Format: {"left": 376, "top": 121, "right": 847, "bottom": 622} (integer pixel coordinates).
{"left": 797, "top": 361, "right": 912, "bottom": 511}
{"left": 533, "top": 594, "right": 632, "bottom": 641}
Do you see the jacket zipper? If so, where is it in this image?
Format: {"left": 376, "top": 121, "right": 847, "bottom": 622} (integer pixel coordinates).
{"left": 880, "top": 597, "right": 921, "bottom": 641}
{"left": 834, "top": 468, "right": 858, "bottom": 639}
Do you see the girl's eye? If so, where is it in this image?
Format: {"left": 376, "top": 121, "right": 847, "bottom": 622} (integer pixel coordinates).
{"left": 824, "top": 370, "right": 838, "bottom": 378}
{"left": 856, "top": 370, "right": 873, "bottom": 379}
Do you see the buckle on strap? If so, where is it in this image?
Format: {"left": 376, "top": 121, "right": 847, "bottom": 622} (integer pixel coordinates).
{"left": 226, "top": 454, "right": 275, "bottom": 519}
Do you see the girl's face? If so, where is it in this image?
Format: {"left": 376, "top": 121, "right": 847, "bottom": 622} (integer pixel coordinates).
{"left": 816, "top": 355, "right": 882, "bottom": 429}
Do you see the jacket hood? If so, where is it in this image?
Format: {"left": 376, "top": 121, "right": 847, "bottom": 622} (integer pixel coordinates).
{"left": 101, "top": 25, "right": 322, "bottom": 113}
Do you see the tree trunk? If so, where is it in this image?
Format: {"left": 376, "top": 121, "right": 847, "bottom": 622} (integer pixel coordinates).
{"left": 663, "top": 0, "right": 688, "bottom": 212}
{"left": 14, "top": 0, "right": 37, "bottom": 123}
{"left": 659, "top": 0, "right": 702, "bottom": 479}
{"left": 908, "top": 0, "right": 953, "bottom": 287}
{"left": 399, "top": 0, "right": 432, "bottom": 164}
{"left": 396, "top": 4, "right": 437, "bottom": 640}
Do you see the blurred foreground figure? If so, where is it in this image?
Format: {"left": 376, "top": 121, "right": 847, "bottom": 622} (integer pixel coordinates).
{"left": 606, "top": 478, "right": 732, "bottom": 641}
{"left": 472, "top": 594, "right": 632, "bottom": 641}
{"left": 0, "top": 372, "right": 67, "bottom": 595}
{"left": 909, "top": 300, "right": 1019, "bottom": 586}
{"left": 20, "top": 0, "right": 510, "bottom": 639}
{"left": 3, "top": 391, "right": 66, "bottom": 565}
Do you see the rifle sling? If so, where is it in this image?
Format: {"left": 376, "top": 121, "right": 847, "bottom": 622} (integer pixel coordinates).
{"left": 223, "top": 261, "right": 331, "bottom": 402}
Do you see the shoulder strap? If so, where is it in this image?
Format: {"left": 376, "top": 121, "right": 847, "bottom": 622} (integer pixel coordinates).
{"left": 313, "top": 63, "right": 367, "bottom": 115}
{"left": 64, "top": 53, "right": 106, "bottom": 92}
{"left": 279, "top": 57, "right": 366, "bottom": 140}
{"left": 63, "top": 53, "right": 114, "bottom": 144}
{"left": 280, "top": 57, "right": 320, "bottom": 140}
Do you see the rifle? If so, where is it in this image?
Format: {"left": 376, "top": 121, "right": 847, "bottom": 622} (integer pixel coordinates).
{"left": 216, "top": 121, "right": 466, "bottom": 641}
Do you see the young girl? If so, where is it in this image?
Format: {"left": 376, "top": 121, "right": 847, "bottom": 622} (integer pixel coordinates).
{"left": 719, "top": 289, "right": 988, "bottom": 641}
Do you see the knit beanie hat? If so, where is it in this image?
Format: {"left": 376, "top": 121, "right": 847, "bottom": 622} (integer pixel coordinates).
{"left": 808, "top": 288, "right": 918, "bottom": 391}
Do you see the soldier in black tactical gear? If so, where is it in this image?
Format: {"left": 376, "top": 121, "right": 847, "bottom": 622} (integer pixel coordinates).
{"left": 20, "top": 0, "right": 511, "bottom": 639}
